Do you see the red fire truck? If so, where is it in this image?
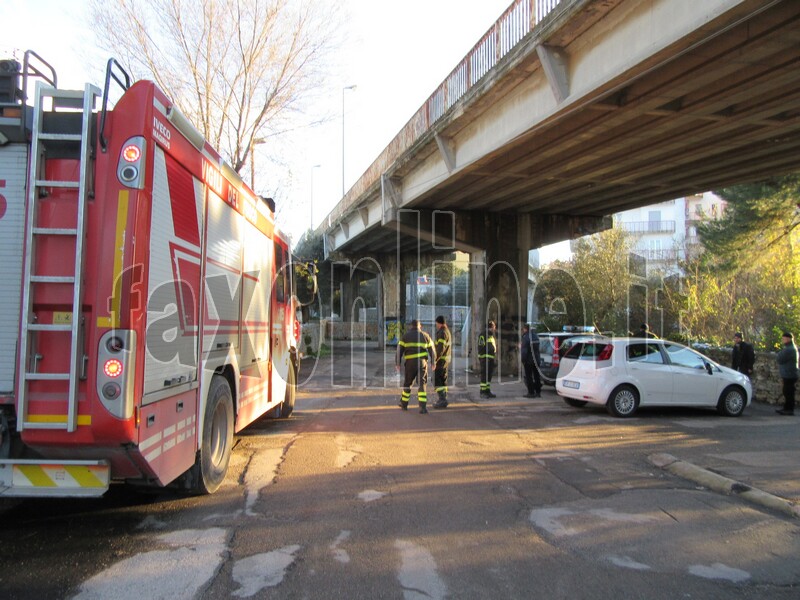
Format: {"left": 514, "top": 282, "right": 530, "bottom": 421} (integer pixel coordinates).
{"left": 0, "top": 51, "right": 307, "bottom": 497}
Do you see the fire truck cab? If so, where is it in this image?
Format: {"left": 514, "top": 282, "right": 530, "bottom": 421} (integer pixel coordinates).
{"left": 0, "top": 51, "right": 304, "bottom": 497}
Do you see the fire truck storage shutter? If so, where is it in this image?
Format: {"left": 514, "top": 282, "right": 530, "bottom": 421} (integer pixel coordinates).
{"left": 0, "top": 144, "right": 27, "bottom": 393}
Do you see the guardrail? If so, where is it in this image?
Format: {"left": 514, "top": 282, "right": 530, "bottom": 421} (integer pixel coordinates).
{"left": 430, "top": 0, "right": 561, "bottom": 122}
{"left": 330, "top": 0, "right": 565, "bottom": 227}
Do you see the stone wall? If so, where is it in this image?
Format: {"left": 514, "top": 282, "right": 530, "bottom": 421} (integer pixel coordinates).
{"left": 700, "top": 347, "right": 784, "bottom": 405}
{"left": 324, "top": 320, "right": 380, "bottom": 341}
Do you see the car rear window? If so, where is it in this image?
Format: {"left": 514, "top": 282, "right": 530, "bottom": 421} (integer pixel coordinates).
{"left": 563, "top": 341, "right": 612, "bottom": 360}
{"left": 627, "top": 343, "right": 665, "bottom": 364}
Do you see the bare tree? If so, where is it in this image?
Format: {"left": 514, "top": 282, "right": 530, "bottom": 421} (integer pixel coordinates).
{"left": 91, "top": 0, "right": 341, "bottom": 175}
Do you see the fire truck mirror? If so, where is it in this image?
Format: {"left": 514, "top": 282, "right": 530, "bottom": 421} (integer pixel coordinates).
{"left": 293, "top": 262, "right": 318, "bottom": 306}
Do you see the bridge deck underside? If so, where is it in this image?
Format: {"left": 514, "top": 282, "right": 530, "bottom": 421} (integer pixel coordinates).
{"left": 335, "top": 0, "right": 800, "bottom": 254}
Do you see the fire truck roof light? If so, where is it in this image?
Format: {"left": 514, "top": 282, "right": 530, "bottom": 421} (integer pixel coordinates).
{"left": 122, "top": 145, "right": 141, "bottom": 162}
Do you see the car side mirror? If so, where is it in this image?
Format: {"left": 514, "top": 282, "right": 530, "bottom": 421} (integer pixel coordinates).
{"left": 704, "top": 362, "right": 713, "bottom": 375}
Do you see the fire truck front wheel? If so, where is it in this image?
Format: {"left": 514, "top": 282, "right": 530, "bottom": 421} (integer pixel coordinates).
{"left": 196, "top": 375, "right": 234, "bottom": 494}
{"left": 279, "top": 363, "right": 297, "bottom": 418}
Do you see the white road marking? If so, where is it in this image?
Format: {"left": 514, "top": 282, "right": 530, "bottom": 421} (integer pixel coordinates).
{"left": 589, "top": 508, "right": 657, "bottom": 523}
{"left": 232, "top": 544, "right": 302, "bottom": 598}
{"left": 245, "top": 447, "right": 285, "bottom": 516}
{"left": 335, "top": 435, "right": 361, "bottom": 468}
{"left": 607, "top": 555, "right": 652, "bottom": 570}
{"left": 529, "top": 508, "right": 579, "bottom": 537}
{"left": 330, "top": 530, "right": 351, "bottom": 563}
{"left": 530, "top": 507, "right": 655, "bottom": 538}
{"left": 395, "top": 539, "right": 447, "bottom": 600}
{"left": 688, "top": 563, "right": 751, "bottom": 582}
{"left": 73, "top": 528, "right": 228, "bottom": 600}
{"left": 358, "top": 489, "right": 386, "bottom": 502}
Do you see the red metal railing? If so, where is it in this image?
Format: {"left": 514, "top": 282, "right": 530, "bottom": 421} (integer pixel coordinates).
{"left": 333, "top": 0, "right": 564, "bottom": 224}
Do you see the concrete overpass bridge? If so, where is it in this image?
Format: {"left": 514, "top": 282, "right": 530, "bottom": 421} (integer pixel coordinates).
{"left": 319, "top": 0, "right": 800, "bottom": 372}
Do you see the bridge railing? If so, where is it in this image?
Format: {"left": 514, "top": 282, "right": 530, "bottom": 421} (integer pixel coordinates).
{"left": 332, "top": 0, "right": 564, "bottom": 226}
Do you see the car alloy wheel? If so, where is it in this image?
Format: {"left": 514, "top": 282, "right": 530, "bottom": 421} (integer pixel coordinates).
{"left": 608, "top": 385, "right": 639, "bottom": 418}
{"left": 719, "top": 386, "right": 746, "bottom": 417}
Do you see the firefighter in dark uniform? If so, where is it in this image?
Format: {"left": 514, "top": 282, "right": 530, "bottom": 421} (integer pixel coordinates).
{"left": 396, "top": 320, "right": 437, "bottom": 414}
{"left": 478, "top": 320, "right": 497, "bottom": 398}
{"left": 433, "top": 315, "right": 452, "bottom": 409}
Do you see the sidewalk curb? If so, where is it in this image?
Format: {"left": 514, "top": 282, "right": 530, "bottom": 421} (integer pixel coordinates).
{"left": 648, "top": 453, "right": 800, "bottom": 519}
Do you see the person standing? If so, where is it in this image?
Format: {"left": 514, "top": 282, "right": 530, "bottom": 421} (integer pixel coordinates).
{"left": 636, "top": 323, "right": 657, "bottom": 338}
{"left": 433, "top": 316, "right": 452, "bottom": 409}
{"left": 776, "top": 332, "right": 799, "bottom": 416}
{"left": 731, "top": 332, "right": 755, "bottom": 377}
{"left": 478, "top": 320, "right": 497, "bottom": 398}
{"left": 396, "top": 320, "right": 437, "bottom": 414}
{"left": 529, "top": 325, "right": 542, "bottom": 398}
{"left": 520, "top": 324, "right": 542, "bottom": 398}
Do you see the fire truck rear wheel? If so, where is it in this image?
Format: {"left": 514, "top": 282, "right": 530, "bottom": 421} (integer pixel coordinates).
{"left": 279, "top": 364, "right": 297, "bottom": 418}
{"left": 197, "top": 375, "right": 234, "bottom": 494}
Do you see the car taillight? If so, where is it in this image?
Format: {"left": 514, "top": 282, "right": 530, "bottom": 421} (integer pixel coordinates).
{"left": 294, "top": 320, "right": 301, "bottom": 341}
{"left": 597, "top": 344, "right": 614, "bottom": 361}
{"left": 552, "top": 338, "right": 560, "bottom": 367}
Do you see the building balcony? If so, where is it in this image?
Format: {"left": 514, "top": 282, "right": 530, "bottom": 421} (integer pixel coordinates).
{"left": 643, "top": 248, "right": 680, "bottom": 262}
{"left": 619, "top": 220, "right": 676, "bottom": 234}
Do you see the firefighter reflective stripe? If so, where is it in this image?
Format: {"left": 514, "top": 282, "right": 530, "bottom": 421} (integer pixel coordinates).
{"left": 399, "top": 341, "right": 432, "bottom": 360}
{"left": 0, "top": 460, "right": 109, "bottom": 497}
{"left": 478, "top": 335, "right": 496, "bottom": 359}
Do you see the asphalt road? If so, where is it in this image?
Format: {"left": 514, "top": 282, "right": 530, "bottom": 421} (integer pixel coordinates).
{"left": 1, "top": 350, "right": 799, "bottom": 599}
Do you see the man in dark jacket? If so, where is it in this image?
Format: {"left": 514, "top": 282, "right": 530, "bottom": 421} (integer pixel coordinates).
{"left": 776, "top": 332, "right": 799, "bottom": 416}
{"left": 433, "top": 316, "right": 452, "bottom": 409}
{"left": 396, "top": 320, "right": 436, "bottom": 414}
{"left": 636, "top": 323, "right": 657, "bottom": 338}
{"left": 520, "top": 323, "right": 542, "bottom": 398}
{"left": 731, "top": 332, "right": 755, "bottom": 377}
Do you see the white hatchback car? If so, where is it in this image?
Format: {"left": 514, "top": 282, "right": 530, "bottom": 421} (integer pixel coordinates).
{"left": 555, "top": 337, "right": 751, "bottom": 418}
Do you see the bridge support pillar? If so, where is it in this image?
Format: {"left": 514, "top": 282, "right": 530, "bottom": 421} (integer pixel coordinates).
{"left": 469, "top": 214, "right": 528, "bottom": 381}
{"left": 378, "top": 253, "right": 405, "bottom": 349}
{"left": 466, "top": 212, "right": 609, "bottom": 382}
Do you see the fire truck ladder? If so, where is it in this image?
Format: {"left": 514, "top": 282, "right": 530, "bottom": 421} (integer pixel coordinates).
{"left": 17, "top": 82, "right": 100, "bottom": 433}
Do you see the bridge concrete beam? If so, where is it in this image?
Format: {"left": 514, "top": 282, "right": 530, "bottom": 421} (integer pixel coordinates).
{"left": 536, "top": 44, "right": 570, "bottom": 104}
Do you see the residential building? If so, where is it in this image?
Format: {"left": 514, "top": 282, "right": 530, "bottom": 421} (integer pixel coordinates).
{"left": 614, "top": 192, "right": 726, "bottom": 276}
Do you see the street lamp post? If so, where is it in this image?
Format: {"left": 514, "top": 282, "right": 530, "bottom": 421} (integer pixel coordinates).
{"left": 342, "top": 85, "right": 357, "bottom": 198}
{"left": 310, "top": 164, "right": 321, "bottom": 232}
